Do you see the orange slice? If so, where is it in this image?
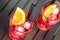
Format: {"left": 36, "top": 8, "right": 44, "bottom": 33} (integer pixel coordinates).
{"left": 12, "top": 7, "right": 26, "bottom": 25}
{"left": 43, "top": 4, "right": 57, "bottom": 20}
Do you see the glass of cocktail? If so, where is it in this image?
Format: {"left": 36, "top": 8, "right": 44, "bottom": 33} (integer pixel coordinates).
{"left": 9, "top": 7, "right": 34, "bottom": 40}
{"left": 36, "top": 1, "right": 60, "bottom": 31}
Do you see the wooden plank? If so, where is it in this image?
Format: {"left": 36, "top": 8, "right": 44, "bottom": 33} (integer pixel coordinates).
{"left": 2, "top": 31, "right": 11, "bottom": 40}
{"left": 0, "top": 16, "right": 9, "bottom": 40}
{"left": 54, "top": 32, "right": 60, "bottom": 40}
{"left": 33, "top": 31, "right": 46, "bottom": 40}
{"left": 24, "top": 0, "right": 38, "bottom": 11}
{"left": 0, "top": 0, "right": 10, "bottom": 11}
{"left": 17, "top": 0, "right": 30, "bottom": 9}
{"left": 1, "top": 16, "right": 12, "bottom": 40}
{"left": 54, "top": 26, "right": 60, "bottom": 40}
{"left": 0, "top": 0, "right": 19, "bottom": 25}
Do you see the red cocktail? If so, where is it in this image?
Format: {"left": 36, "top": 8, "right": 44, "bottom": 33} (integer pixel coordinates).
{"left": 9, "top": 7, "right": 34, "bottom": 40}
{"left": 36, "top": 2, "right": 60, "bottom": 31}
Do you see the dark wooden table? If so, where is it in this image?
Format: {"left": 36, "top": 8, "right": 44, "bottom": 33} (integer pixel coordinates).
{"left": 0, "top": 0, "right": 60, "bottom": 40}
